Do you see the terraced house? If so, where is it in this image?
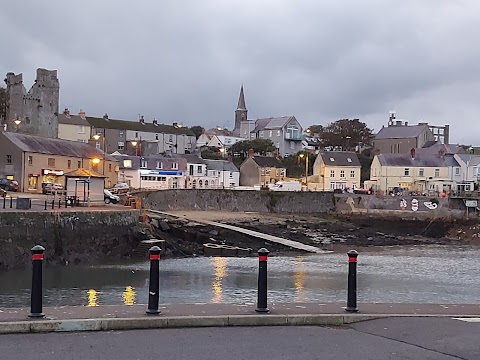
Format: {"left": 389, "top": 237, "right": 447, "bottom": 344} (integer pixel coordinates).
{"left": 311, "top": 152, "right": 361, "bottom": 191}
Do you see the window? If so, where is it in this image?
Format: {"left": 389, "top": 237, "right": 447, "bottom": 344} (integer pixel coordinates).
{"left": 135, "top": 132, "right": 139, "bottom": 138}
{"left": 67, "top": 160, "right": 71, "bottom": 169}
{"left": 108, "top": 164, "right": 112, "bottom": 172}
{"left": 25, "top": 117, "right": 31, "bottom": 125}
{"left": 78, "top": 160, "right": 81, "bottom": 168}
{"left": 28, "top": 156, "right": 33, "bottom": 165}
{"left": 229, "top": 172, "right": 233, "bottom": 178}
{"left": 455, "top": 167, "right": 460, "bottom": 176}
{"left": 119, "top": 131, "right": 124, "bottom": 137}
{"left": 172, "top": 162, "right": 178, "bottom": 170}
{"left": 169, "top": 135, "right": 173, "bottom": 142}
{"left": 340, "top": 170, "right": 345, "bottom": 178}
{"left": 118, "top": 142, "right": 125, "bottom": 150}
{"left": 435, "top": 168, "right": 440, "bottom": 177}
{"left": 78, "top": 126, "right": 85, "bottom": 134}
{"left": 260, "top": 131, "right": 264, "bottom": 138}
{"left": 197, "top": 165, "right": 202, "bottom": 173}
{"left": 330, "top": 170, "right": 335, "bottom": 178}
{"left": 350, "top": 170, "right": 355, "bottom": 178}
{"left": 330, "top": 157, "right": 335, "bottom": 162}
{"left": 276, "top": 142, "right": 280, "bottom": 148}
{"left": 123, "top": 160, "right": 132, "bottom": 168}
{"left": 156, "top": 161, "right": 163, "bottom": 169}
{"left": 95, "top": 142, "right": 100, "bottom": 149}
{"left": 48, "top": 158, "right": 55, "bottom": 167}
{"left": 269, "top": 130, "right": 272, "bottom": 137}
{"left": 277, "top": 130, "right": 281, "bottom": 136}
{"left": 92, "top": 163, "right": 98, "bottom": 172}
{"left": 141, "top": 160, "right": 147, "bottom": 168}
{"left": 419, "top": 168, "right": 424, "bottom": 177}
{"left": 6, "top": 155, "right": 11, "bottom": 164}
{"left": 404, "top": 168, "right": 410, "bottom": 176}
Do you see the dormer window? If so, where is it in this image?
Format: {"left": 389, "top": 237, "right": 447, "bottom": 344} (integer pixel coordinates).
{"left": 347, "top": 158, "right": 352, "bottom": 163}
{"left": 330, "top": 157, "right": 335, "bottom": 162}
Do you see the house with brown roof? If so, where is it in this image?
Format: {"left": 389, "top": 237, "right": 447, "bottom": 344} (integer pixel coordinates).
{"left": 0, "top": 132, "right": 118, "bottom": 192}
{"left": 311, "top": 152, "right": 361, "bottom": 191}
{"left": 374, "top": 122, "right": 435, "bottom": 154}
{"left": 57, "top": 109, "right": 91, "bottom": 143}
{"left": 239, "top": 154, "right": 286, "bottom": 187}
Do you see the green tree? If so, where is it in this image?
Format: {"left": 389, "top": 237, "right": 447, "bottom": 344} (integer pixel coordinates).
{"left": 189, "top": 125, "right": 204, "bottom": 139}
{"left": 230, "top": 138, "right": 276, "bottom": 157}
{"left": 308, "top": 119, "right": 374, "bottom": 151}
{"left": 201, "top": 146, "right": 223, "bottom": 160}
{"left": 282, "top": 151, "right": 317, "bottom": 178}
{"left": 358, "top": 152, "right": 373, "bottom": 183}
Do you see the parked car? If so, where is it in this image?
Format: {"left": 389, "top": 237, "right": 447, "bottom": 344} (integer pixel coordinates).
{"left": 110, "top": 182, "right": 130, "bottom": 194}
{"left": 354, "top": 188, "right": 371, "bottom": 195}
{"left": 104, "top": 189, "right": 120, "bottom": 204}
{"left": 0, "top": 178, "right": 19, "bottom": 192}
{"left": 42, "top": 183, "right": 64, "bottom": 194}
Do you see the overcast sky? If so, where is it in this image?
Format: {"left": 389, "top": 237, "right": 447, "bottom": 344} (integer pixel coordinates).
{"left": 1, "top": 1, "right": 478, "bottom": 144}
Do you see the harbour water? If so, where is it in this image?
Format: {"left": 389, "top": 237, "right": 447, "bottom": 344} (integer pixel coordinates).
{"left": 0, "top": 245, "right": 478, "bottom": 308}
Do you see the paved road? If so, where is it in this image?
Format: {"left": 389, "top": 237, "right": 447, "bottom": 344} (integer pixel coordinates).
{"left": 0, "top": 318, "right": 477, "bottom": 360}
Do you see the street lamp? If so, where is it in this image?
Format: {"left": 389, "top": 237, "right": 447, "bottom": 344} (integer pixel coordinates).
{"left": 299, "top": 153, "right": 309, "bottom": 188}
{"left": 91, "top": 131, "right": 106, "bottom": 175}
{"left": 13, "top": 117, "right": 21, "bottom": 132}
{"left": 131, "top": 140, "right": 139, "bottom": 156}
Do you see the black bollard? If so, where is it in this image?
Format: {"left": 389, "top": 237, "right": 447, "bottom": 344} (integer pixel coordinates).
{"left": 58, "top": 199, "right": 61, "bottom": 208}
{"left": 51, "top": 200, "right": 54, "bottom": 209}
{"left": 9, "top": 196, "right": 12, "bottom": 208}
{"left": 146, "top": 246, "right": 161, "bottom": 315}
{"left": 65, "top": 197, "right": 68, "bottom": 208}
{"left": 255, "top": 248, "right": 270, "bottom": 313}
{"left": 29, "top": 245, "right": 45, "bottom": 318}
{"left": 44, "top": 200, "right": 47, "bottom": 210}
{"left": 3, "top": 196, "right": 5, "bottom": 209}
{"left": 345, "top": 250, "right": 359, "bottom": 313}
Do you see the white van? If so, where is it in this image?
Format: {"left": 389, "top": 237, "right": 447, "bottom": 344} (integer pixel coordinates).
{"left": 270, "top": 181, "right": 302, "bottom": 192}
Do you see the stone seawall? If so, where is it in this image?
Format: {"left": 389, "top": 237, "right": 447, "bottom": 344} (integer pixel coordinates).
{"left": 0, "top": 210, "right": 140, "bottom": 270}
{"left": 142, "top": 190, "right": 335, "bottom": 214}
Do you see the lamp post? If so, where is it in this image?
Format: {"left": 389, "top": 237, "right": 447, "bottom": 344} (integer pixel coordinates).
{"left": 131, "top": 140, "right": 138, "bottom": 156}
{"left": 299, "top": 153, "right": 309, "bottom": 188}
{"left": 92, "top": 130, "right": 106, "bottom": 175}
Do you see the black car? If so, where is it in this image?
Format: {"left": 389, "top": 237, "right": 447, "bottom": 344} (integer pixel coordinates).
{"left": 0, "top": 179, "right": 19, "bottom": 191}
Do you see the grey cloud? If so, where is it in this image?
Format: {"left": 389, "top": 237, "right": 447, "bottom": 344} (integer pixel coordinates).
{"left": 1, "top": 0, "right": 479, "bottom": 144}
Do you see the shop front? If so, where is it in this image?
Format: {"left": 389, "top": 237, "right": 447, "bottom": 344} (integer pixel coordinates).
{"left": 28, "top": 173, "right": 41, "bottom": 191}
{"left": 42, "top": 169, "right": 65, "bottom": 186}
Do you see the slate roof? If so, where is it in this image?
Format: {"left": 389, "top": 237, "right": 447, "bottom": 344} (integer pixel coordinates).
{"left": 375, "top": 124, "right": 429, "bottom": 139}
{"left": 252, "top": 116, "right": 295, "bottom": 132}
{"left": 111, "top": 154, "right": 187, "bottom": 170}
{"left": 377, "top": 153, "right": 447, "bottom": 167}
{"left": 455, "top": 154, "right": 480, "bottom": 167}
{"left": 171, "top": 154, "right": 206, "bottom": 164}
{"left": 203, "top": 159, "right": 239, "bottom": 172}
{"left": 443, "top": 154, "right": 460, "bottom": 167}
{"left": 319, "top": 152, "right": 361, "bottom": 167}
{"left": 86, "top": 117, "right": 195, "bottom": 136}
{"left": 251, "top": 156, "right": 285, "bottom": 168}
{"left": 64, "top": 169, "right": 106, "bottom": 178}
{"left": 416, "top": 142, "right": 465, "bottom": 156}
{"left": 58, "top": 114, "right": 90, "bottom": 126}
{"left": 2, "top": 132, "right": 117, "bottom": 161}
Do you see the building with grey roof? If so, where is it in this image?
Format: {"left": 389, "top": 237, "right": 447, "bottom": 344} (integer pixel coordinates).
{"left": 239, "top": 155, "right": 286, "bottom": 187}
{"left": 0, "top": 132, "right": 118, "bottom": 192}
{"left": 203, "top": 159, "right": 239, "bottom": 188}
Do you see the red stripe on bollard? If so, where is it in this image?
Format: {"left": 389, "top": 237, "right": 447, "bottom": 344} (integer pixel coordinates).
{"left": 348, "top": 257, "right": 357, "bottom": 263}
{"left": 259, "top": 256, "right": 268, "bottom": 261}
{"left": 32, "top": 254, "right": 44, "bottom": 260}
{"left": 150, "top": 254, "right": 160, "bottom": 260}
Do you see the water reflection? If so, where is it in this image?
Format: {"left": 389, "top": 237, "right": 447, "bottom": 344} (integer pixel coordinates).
{"left": 211, "top": 257, "right": 228, "bottom": 303}
{"left": 122, "top": 286, "right": 136, "bottom": 305}
{"left": 293, "top": 256, "right": 306, "bottom": 302}
{"left": 87, "top": 289, "right": 99, "bottom": 307}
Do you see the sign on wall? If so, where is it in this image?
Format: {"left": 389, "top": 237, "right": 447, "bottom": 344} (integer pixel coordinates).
{"left": 465, "top": 200, "right": 478, "bottom": 208}
{"left": 411, "top": 198, "right": 419, "bottom": 211}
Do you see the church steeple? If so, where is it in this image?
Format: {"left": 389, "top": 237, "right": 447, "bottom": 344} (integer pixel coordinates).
{"left": 237, "top": 85, "right": 246, "bottom": 110}
{"left": 234, "top": 85, "right": 247, "bottom": 133}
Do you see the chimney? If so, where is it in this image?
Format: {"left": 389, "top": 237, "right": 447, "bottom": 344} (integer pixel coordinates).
{"left": 78, "top": 110, "right": 86, "bottom": 119}
{"left": 388, "top": 111, "right": 396, "bottom": 126}
{"left": 63, "top": 108, "right": 70, "bottom": 117}
{"left": 173, "top": 122, "right": 178, "bottom": 128}
{"left": 248, "top": 148, "right": 255, "bottom": 158}
{"left": 437, "top": 149, "right": 445, "bottom": 157}
{"left": 410, "top": 148, "right": 416, "bottom": 159}
{"left": 405, "top": 121, "right": 408, "bottom": 126}
{"left": 153, "top": 118, "right": 158, "bottom": 126}
{"left": 103, "top": 113, "right": 109, "bottom": 120}
{"left": 139, "top": 115, "right": 145, "bottom": 124}
{"left": 395, "top": 120, "right": 402, "bottom": 126}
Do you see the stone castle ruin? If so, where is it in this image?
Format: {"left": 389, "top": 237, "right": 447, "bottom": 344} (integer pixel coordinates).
{"left": 5, "top": 68, "right": 59, "bottom": 138}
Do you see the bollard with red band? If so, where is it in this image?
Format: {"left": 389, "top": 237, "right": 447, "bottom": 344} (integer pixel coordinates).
{"left": 146, "top": 246, "right": 161, "bottom": 315}
{"left": 255, "top": 248, "right": 270, "bottom": 313}
{"left": 29, "top": 245, "right": 45, "bottom": 318}
{"left": 345, "top": 250, "right": 359, "bottom": 313}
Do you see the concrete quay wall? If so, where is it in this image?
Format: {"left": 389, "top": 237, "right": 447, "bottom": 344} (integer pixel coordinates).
{"left": 0, "top": 210, "right": 140, "bottom": 270}
{"left": 142, "top": 189, "right": 335, "bottom": 214}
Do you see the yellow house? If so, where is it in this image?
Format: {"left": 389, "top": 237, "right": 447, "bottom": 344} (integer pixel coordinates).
{"left": 311, "top": 152, "right": 361, "bottom": 191}
{"left": 57, "top": 110, "right": 92, "bottom": 143}
{"left": 366, "top": 152, "right": 451, "bottom": 194}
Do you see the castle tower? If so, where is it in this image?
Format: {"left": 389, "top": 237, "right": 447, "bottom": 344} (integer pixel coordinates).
{"left": 5, "top": 68, "right": 59, "bottom": 138}
{"left": 234, "top": 85, "right": 247, "bottom": 134}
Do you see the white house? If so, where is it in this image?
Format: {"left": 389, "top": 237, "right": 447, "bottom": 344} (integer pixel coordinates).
{"left": 453, "top": 154, "right": 480, "bottom": 192}
{"left": 203, "top": 159, "right": 240, "bottom": 188}
{"left": 174, "top": 154, "right": 218, "bottom": 189}
{"left": 206, "top": 135, "right": 244, "bottom": 152}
